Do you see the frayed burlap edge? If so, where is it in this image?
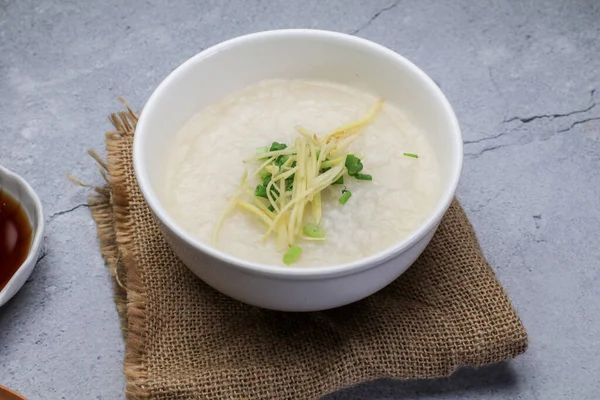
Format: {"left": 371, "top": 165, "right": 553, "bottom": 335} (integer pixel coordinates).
{"left": 87, "top": 101, "right": 150, "bottom": 400}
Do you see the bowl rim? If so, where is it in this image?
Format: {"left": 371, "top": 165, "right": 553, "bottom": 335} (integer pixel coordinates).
{"left": 134, "top": 29, "right": 463, "bottom": 279}
{"left": 0, "top": 165, "right": 45, "bottom": 305}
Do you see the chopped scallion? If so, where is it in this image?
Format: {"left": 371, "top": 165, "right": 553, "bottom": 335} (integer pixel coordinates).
{"left": 303, "top": 223, "right": 326, "bottom": 238}
{"left": 403, "top": 152, "right": 419, "bottom": 158}
{"left": 283, "top": 245, "right": 302, "bottom": 265}
{"left": 339, "top": 190, "right": 352, "bottom": 205}
{"left": 354, "top": 173, "right": 372, "bottom": 181}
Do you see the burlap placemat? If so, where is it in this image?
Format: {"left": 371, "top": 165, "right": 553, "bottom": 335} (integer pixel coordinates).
{"left": 87, "top": 103, "right": 527, "bottom": 400}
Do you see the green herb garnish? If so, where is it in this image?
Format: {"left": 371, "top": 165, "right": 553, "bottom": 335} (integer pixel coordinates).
{"left": 255, "top": 182, "right": 280, "bottom": 199}
{"left": 403, "top": 152, "right": 419, "bottom": 158}
{"left": 213, "top": 100, "right": 386, "bottom": 266}
{"left": 345, "top": 154, "right": 364, "bottom": 176}
{"left": 262, "top": 174, "right": 272, "bottom": 186}
{"left": 274, "top": 155, "right": 288, "bottom": 167}
{"left": 270, "top": 185, "right": 280, "bottom": 198}
{"left": 303, "top": 223, "right": 326, "bottom": 238}
{"left": 345, "top": 154, "right": 373, "bottom": 181}
{"left": 259, "top": 171, "right": 271, "bottom": 181}
{"left": 339, "top": 189, "right": 352, "bottom": 205}
{"left": 255, "top": 185, "right": 268, "bottom": 199}
{"left": 285, "top": 175, "right": 294, "bottom": 191}
{"left": 269, "top": 142, "right": 287, "bottom": 152}
{"left": 354, "top": 173, "right": 372, "bottom": 181}
{"left": 283, "top": 245, "right": 302, "bottom": 265}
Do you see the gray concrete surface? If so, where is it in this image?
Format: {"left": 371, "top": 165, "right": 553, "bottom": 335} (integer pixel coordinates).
{"left": 1, "top": 0, "right": 599, "bottom": 398}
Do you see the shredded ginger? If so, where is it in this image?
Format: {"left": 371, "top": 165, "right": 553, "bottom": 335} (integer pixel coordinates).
{"left": 213, "top": 100, "right": 383, "bottom": 264}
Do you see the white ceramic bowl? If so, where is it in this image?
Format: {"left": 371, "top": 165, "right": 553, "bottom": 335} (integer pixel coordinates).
{"left": 0, "top": 166, "right": 45, "bottom": 307}
{"left": 134, "top": 29, "right": 462, "bottom": 311}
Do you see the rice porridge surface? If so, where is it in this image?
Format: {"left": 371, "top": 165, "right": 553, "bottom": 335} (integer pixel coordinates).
{"left": 162, "top": 79, "right": 441, "bottom": 267}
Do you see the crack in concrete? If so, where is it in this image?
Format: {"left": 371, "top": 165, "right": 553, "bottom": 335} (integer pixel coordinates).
{"left": 557, "top": 116, "right": 600, "bottom": 133}
{"left": 466, "top": 89, "right": 599, "bottom": 159}
{"left": 503, "top": 89, "right": 596, "bottom": 124}
{"left": 466, "top": 114, "right": 599, "bottom": 159}
{"left": 36, "top": 249, "right": 48, "bottom": 265}
{"left": 27, "top": 249, "right": 48, "bottom": 283}
{"left": 47, "top": 203, "right": 90, "bottom": 224}
{"left": 463, "top": 131, "right": 508, "bottom": 145}
{"left": 465, "top": 143, "right": 516, "bottom": 159}
{"left": 350, "top": 0, "right": 400, "bottom": 35}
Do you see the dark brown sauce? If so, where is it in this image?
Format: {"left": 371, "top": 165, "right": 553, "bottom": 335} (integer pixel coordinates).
{"left": 0, "top": 188, "right": 32, "bottom": 291}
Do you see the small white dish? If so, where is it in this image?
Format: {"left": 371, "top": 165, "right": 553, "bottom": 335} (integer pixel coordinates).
{"left": 0, "top": 165, "right": 45, "bottom": 307}
{"left": 134, "top": 29, "right": 462, "bottom": 311}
